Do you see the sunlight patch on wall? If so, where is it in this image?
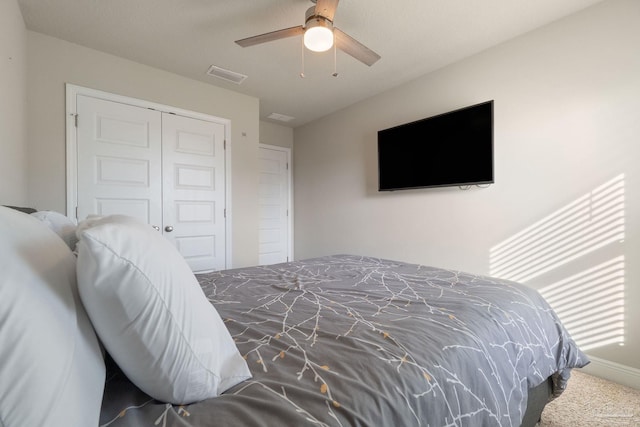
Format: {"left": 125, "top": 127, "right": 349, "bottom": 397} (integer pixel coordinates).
{"left": 490, "top": 174, "right": 625, "bottom": 283}
{"left": 539, "top": 256, "right": 625, "bottom": 351}
{"left": 489, "top": 174, "right": 625, "bottom": 351}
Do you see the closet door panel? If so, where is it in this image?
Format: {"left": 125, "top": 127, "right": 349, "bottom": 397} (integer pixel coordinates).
{"left": 76, "top": 95, "right": 162, "bottom": 226}
{"left": 162, "top": 114, "right": 226, "bottom": 272}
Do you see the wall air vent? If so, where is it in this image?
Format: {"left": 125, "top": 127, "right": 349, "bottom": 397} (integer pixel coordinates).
{"left": 206, "top": 65, "right": 248, "bottom": 85}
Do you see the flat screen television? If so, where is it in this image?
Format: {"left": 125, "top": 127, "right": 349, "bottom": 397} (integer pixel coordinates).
{"left": 378, "top": 100, "right": 494, "bottom": 191}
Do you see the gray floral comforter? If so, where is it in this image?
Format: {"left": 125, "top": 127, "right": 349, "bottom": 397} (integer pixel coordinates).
{"left": 100, "top": 254, "right": 588, "bottom": 427}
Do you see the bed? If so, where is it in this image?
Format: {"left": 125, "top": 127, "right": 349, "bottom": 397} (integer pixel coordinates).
{"left": 0, "top": 207, "right": 588, "bottom": 427}
{"left": 101, "top": 254, "right": 588, "bottom": 427}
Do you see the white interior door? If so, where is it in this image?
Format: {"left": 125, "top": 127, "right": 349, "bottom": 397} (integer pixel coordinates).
{"left": 75, "top": 92, "right": 227, "bottom": 272}
{"left": 258, "top": 145, "right": 291, "bottom": 265}
{"left": 76, "top": 95, "right": 163, "bottom": 226}
{"left": 162, "top": 114, "right": 226, "bottom": 272}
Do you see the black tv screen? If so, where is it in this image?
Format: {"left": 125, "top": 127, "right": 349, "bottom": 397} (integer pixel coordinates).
{"left": 378, "top": 100, "right": 494, "bottom": 191}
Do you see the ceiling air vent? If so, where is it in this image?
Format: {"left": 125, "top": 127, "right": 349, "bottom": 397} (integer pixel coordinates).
{"left": 267, "top": 112, "right": 295, "bottom": 123}
{"left": 206, "top": 65, "right": 247, "bottom": 85}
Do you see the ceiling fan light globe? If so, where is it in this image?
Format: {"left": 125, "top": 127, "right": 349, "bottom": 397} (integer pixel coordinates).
{"left": 304, "top": 23, "right": 334, "bottom": 52}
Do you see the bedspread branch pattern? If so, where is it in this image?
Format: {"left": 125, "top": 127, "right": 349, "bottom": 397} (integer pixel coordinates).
{"left": 100, "top": 255, "right": 588, "bottom": 427}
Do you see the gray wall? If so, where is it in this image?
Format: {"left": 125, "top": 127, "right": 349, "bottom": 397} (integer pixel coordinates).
{"left": 25, "top": 31, "right": 261, "bottom": 268}
{"left": 293, "top": 0, "right": 640, "bottom": 381}
{"left": 0, "top": 0, "right": 28, "bottom": 206}
{"left": 260, "top": 120, "right": 294, "bottom": 149}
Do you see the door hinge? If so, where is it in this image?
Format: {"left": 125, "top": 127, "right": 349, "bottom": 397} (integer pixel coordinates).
{"left": 224, "top": 140, "right": 226, "bottom": 150}
{"left": 286, "top": 162, "right": 289, "bottom": 170}
{"left": 74, "top": 114, "right": 78, "bottom": 128}
{"left": 75, "top": 206, "right": 78, "bottom": 220}
{"left": 223, "top": 208, "right": 226, "bottom": 218}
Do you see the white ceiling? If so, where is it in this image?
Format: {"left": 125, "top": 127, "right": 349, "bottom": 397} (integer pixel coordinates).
{"left": 18, "top": 0, "right": 605, "bottom": 128}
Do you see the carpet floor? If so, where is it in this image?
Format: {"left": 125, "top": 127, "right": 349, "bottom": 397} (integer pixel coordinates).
{"left": 539, "top": 370, "right": 640, "bottom": 426}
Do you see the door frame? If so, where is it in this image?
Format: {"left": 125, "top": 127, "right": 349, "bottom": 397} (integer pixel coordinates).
{"left": 259, "top": 143, "right": 293, "bottom": 262}
{"left": 65, "top": 83, "right": 233, "bottom": 267}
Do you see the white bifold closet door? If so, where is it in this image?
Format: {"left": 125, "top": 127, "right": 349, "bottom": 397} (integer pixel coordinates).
{"left": 76, "top": 94, "right": 226, "bottom": 272}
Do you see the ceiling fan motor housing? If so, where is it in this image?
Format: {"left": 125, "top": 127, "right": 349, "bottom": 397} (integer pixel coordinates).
{"left": 305, "top": 6, "right": 334, "bottom": 30}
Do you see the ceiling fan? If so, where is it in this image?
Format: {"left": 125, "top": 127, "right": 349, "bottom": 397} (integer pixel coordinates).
{"left": 235, "top": 0, "right": 381, "bottom": 67}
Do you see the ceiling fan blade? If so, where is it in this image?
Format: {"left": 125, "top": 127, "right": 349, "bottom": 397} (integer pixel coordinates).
{"left": 334, "top": 28, "right": 381, "bottom": 66}
{"left": 315, "top": 0, "right": 339, "bottom": 21}
{"left": 235, "top": 25, "right": 304, "bottom": 47}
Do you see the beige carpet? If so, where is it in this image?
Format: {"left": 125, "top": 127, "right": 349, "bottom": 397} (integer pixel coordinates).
{"left": 539, "top": 370, "right": 640, "bottom": 426}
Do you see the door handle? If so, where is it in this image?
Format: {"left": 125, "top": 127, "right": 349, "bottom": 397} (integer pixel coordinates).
{"left": 152, "top": 225, "right": 160, "bottom": 231}
{"left": 164, "top": 225, "right": 174, "bottom": 232}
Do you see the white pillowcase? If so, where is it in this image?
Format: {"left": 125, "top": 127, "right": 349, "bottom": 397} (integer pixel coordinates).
{"left": 31, "top": 210, "right": 78, "bottom": 251}
{"left": 0, "top": 206, "right": 105, "bottom": 427}
{"left": 76, "top": 214, "right": 251, "bottom": 404}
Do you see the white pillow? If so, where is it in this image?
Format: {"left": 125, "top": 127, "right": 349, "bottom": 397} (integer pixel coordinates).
{"left": 31, "top": 210, "right": 78, "bottom": 251}
{"left": 76, "top": 214, "right": 251, "bottom": 404}
{"left": 0, "top": 206, "right": 105, "bottom": 427}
